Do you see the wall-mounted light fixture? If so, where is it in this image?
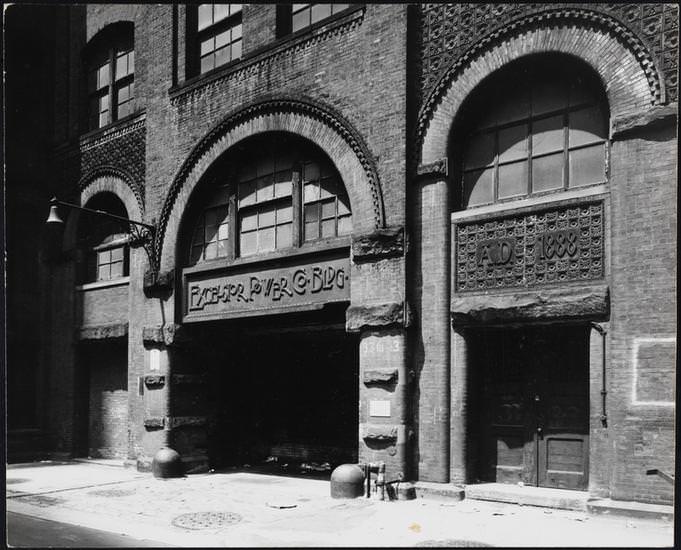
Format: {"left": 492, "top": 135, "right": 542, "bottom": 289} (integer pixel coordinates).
{"left": 45, "top": 196, "right": 156, "bottom": 268}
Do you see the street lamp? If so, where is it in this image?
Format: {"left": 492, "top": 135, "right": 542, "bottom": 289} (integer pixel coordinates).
{"left": 45, "top": 196, "right": 156, "bottom": 268}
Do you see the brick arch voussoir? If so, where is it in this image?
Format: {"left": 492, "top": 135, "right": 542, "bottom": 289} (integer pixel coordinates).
{"left": 415, "top": 8, "right": 665, "bottom": 167}
{"left": 157, "top": 96, "right": 384, "bottom": 270}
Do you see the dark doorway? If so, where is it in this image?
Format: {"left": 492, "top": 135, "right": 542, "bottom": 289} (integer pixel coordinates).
{"left": 470, "top": 324, "right": 589, "bottom": 490}
{"left": 78, "top": 339, "right": 129, "bottom": 459}
{"left": 202, "top": 310, "right": 359, "bottom": 471}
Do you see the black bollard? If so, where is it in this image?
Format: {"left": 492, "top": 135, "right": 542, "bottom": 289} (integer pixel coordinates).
{"left": 152, "top": 447, "right": 184, "bottom": 478}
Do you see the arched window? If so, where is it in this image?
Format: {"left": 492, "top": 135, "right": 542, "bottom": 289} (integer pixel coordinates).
{"left": 186, "top": 135, "right": 352, "bottom": 265}
{"left": 457, "top": 56, "right": 608, "bottom": 210}
{"left": 85, "top": 24, "right": 135, "bottom": 131}
{"left": 77, "top": 194, "right": 130, "bottom": 283}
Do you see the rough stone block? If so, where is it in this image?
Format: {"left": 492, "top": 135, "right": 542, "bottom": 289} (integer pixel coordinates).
{"left": 346, "top": 301, "right": 410, "bottom": 332}
{"left": 363, "top": 368, "right": 398, "bottom": 385}
{"left": 352, "top": 226, "right": 405, "bottom": 262}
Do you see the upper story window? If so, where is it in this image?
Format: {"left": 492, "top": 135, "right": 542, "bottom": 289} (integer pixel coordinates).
{"left": 77, "top": 194, "right": 130, "bottom": 283}
{"left": 291, "top": 3, "right": 350, "bottom": 32}
{"left": 277, "top": 3, "right": 351, "bottom": 36}
{"left": 193, "top": 4, "right": 242, "bottom": 75}
{"left": 86, "top": 29, "right": 134, "bottom": 131}
{"left": 185, "top": 135, "right": 352, "bottom": 266}
{"left": 457, "top": 56, "right": 608, "bottom": 210}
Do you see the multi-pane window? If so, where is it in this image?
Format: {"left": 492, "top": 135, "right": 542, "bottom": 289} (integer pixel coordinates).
{"left": 238, "top": 153, "right": 294, "bottom": 256}
{"left": 196, "top": 4, "right": 242, "bottom": 75}
{"left": 187, "top": 137, "right": 353, "bottom": 265}
{"left": 189, "top": 186, "right": 230, "bottom": 263}
{"left": 302, "top": 161, "right": 351, "bottom": 242}
{"left": 461, "top": 58, "right": 607, "bottom": 209}
{"left": 87, "top": 36, "right": 134, "bottom": 130}
{"left": 291, "top": 3, "right": 350, "bottom": 33}
{"left": 78, "top": 194, "right": 130, "bottom": 284}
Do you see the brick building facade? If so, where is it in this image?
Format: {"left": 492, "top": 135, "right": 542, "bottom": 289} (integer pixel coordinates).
{"left": 5, "top": 3, "right": 677, "bottom": 506}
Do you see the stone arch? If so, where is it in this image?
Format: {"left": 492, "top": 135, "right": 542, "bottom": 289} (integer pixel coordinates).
{"left": 157, "top": 96, "right": 383, "bottom": 271}
{"left": 64, "top": 170, "right": 143, "bottom": 250}
{"left": 418, "top": 9, "right": 664, "bottom": 166}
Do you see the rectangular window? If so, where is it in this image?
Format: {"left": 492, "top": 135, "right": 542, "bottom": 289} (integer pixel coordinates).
{"left": 302, "top": 163, "right": 351, "bottom": 241}
{"left": 88, "top": 41, "right": 134, "bottom": 131}
{"left": 197, "top": 4, "right": 243, "bottom": 75}
{"left": 291, "top": 3, "right": 350, "bottom": 33}
{"left": 92, "top": 246, "right": 126, "bottom": 282}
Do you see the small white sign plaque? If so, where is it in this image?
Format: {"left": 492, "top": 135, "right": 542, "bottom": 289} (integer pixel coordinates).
{"left": 150, "top": 349, "right": 160, "bottom": 372}
{"left": 369, "top": 400, "right": 391, "bottom": 417}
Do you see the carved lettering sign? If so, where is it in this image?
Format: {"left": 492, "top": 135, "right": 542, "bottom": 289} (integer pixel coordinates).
{"left": 183, "top": 256, "right": 350, "bottom": 321}
{"left": 454, "top": 201, "right": 604, "bottom": 292}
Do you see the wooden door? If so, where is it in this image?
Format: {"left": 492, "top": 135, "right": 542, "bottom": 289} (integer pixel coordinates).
{"left": 535, "top": 326, "right": 589, "bottom": 490}
{"left": 476, "top": 326, "right": 589, "bottom": 489}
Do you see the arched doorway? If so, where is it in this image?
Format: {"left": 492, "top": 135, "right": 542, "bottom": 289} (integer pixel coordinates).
{"left": 450, "top": 54, "right": 608, "bottom": 490}
{"left": 177, "top": 132, "right": 359, "bottom": 471}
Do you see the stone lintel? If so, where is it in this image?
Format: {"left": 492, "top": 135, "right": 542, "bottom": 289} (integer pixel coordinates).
{"left": 451, "top": 284, "right": 609, "bottom": 324}
{"left": 611, "top": 103, "right": 677, "bottom": 139}
{"left": 362, "top": 424, "right": 398, "bottom": 442}
{"left": 363, "top": 368, "right": 399, "bottom": 385}
{"left": 142, "top": 323, "right": 189, "bottom": 347}
{"left": 143, "top": 417, "right": 165, "bottom": 430}
{"left": 144, "top": 375, "right": 165, "bottom": 389}
{"left": 416, "top": 158, "right": 448, "bottom": 180}
{"left": 352, "top": 226, "right": 405, "bottom": 262}
{"left": 78, "top": 322, "right": 128, "bottom": 340}
{"left": 346, "top": 301, "right": 409, "bottom": 332}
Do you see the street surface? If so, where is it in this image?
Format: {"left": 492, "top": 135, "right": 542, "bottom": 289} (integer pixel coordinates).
{"left": 6, "top": 512, "right": 172, "bottom": 547}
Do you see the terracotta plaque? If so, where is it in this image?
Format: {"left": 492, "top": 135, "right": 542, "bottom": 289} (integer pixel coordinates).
{"left": 183, "top": 256, "right": 350, "bottom": 321}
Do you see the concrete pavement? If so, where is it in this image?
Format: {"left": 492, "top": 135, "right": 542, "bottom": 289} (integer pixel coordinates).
{"left": 5, "top": 460, "right": 675, "bottom": 547}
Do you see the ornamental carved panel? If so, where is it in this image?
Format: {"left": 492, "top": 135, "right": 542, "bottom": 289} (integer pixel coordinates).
{"left": 454, "top": 201, "right": 604, "bottom": 292}
{"left": 418, "top": 3, "right": 678, "bottom": 106}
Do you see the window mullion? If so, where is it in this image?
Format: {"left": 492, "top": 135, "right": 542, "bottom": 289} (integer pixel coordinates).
{"left": 228, "top": 177, "right": 237, "bottom": 261}
{"left": 493, "top": 130, "right": 499, "bottom": 202}
{"left": 292, "top": 164, "right": 302, "bottom": 248}
{"left": 563, "top": 110, "right": 569, "bottom": 190}
{"left": 108, "top": 47, "right": 115, "bottom": 124}
{"left": 527, "top": 118, "right": 533, "bottom": 197}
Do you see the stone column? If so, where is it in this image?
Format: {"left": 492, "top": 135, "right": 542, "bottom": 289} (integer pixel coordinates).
{"left": 413, "top": 159, "right": 450, "bottom": 482}
{"left": 348, "top": 227, "right": 410, "bottom": 479}
{"left": 450, "top": 326, "right": 468, "bottom": 484}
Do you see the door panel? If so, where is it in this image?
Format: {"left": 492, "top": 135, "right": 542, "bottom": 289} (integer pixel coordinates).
{"left": 476, "top": 325, "right": 589, "bottom": 489}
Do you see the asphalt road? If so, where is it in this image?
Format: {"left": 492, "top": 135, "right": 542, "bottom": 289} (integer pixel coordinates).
{"left": 6, "top": 512, "right": 174, "bottom": 548}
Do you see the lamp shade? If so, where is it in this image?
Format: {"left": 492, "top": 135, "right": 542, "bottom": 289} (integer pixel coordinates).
{"left": 46, "top": 198, "right": 64, "bottom": 226}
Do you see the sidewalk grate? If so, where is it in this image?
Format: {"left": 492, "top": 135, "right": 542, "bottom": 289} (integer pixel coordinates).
{"left": 171, "top": 511, "right": 242, "bottom": 530}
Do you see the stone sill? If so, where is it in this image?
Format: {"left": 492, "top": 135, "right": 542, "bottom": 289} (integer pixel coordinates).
{"left": 76, "top": 277, "right": 130, "bottom": 292}
{"left": 451, "top": 184, "right": 608, "bottom": 224}
{"left": 169, "top": 6, "right": 365, "bottom": 102}
{"left": 182, "top": 237, "right": 350, "bottom": 277}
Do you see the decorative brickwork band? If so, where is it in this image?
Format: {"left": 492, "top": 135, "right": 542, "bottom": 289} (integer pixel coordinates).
{"left": 346, "top": 301, "right": 411, "bottom": 332}
{"left": 351, "top": 227, "right": 405, "bottom": 263}
{"left": 451, "top": 284, "right": 610, "bottom": 325}
{"left": 416, "top": 158, "right": 448, "bottom": 180}
{"left": 417, "top": 6, "right": 669, "bottom": 151}
{"left": 78, "top": 322, "right": 128, "bottom": 340}
{"left": 157, "top": 96, "right": 384, "bottom": 270}
{"left": 142, "top": 323, "right": 189, "bottom": 347}
{"left": 454, "top": 201, "right": 604, "bottom": 292}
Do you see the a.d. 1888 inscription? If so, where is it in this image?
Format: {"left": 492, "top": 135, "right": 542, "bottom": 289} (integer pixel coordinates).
{"left": 456, "top": 201, "right": 604, "bottom": 292}
{"left": 183, "top": 257, "right": 350, "bottom": 321}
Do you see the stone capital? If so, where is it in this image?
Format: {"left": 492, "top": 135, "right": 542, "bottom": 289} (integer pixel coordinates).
{"left": 416, "top": 158, "right": 448, "bottom": 181}
{"left": 351, "top": 226, "right": 405, "bottom": 263}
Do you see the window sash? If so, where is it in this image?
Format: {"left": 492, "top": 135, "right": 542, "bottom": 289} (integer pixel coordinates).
{"left": 196, "top": 4, "right": 243, "bottom": 75}
{"left": 88, "top": 44, "right": 135, "bottom": 130}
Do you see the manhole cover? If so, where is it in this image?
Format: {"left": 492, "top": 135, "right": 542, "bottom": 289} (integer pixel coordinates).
{"left": 171, "top": 511, "right": 242, "bottom": 530}
{"left": 415, "top": 540, "right": 492, "bottom": 547}
{"left": 88, "top": 488, "right": 136, "bottom": 497}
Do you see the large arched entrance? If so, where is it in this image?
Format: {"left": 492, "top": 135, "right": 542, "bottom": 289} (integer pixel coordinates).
{"left": 177, "top": 132, "right": 359, "bottom": 471}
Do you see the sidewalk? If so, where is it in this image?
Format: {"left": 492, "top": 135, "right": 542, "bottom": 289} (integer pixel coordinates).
{"left": 5, "top": 460, "right": 675, "bottom": 547}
